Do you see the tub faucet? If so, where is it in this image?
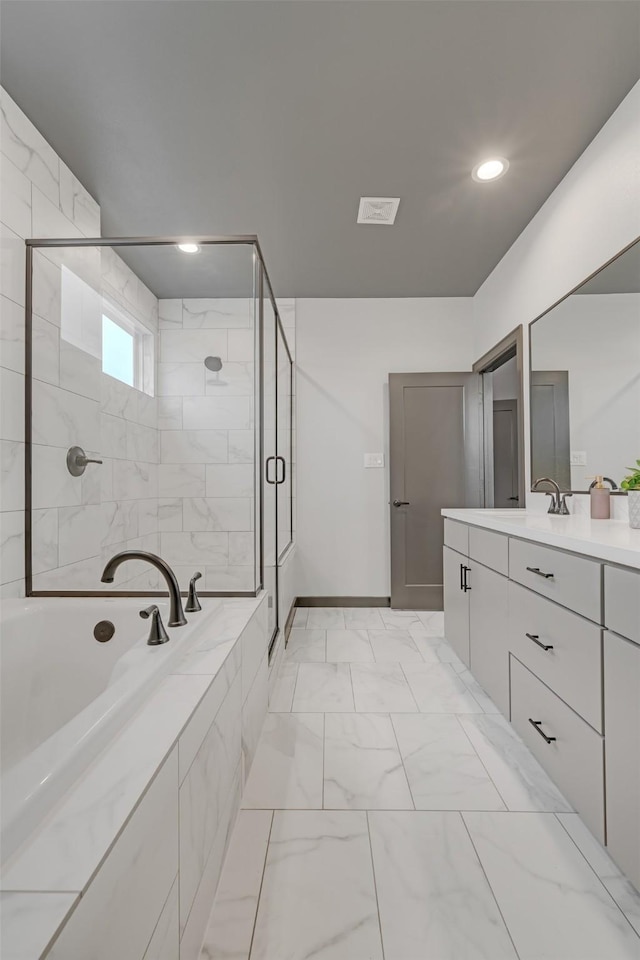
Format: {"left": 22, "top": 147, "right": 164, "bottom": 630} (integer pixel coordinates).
{"left": 532, "top": 477, "right": 563, "bottom": 514}
{"left": 101, "top": 550, "right": 188, "bottom": 627}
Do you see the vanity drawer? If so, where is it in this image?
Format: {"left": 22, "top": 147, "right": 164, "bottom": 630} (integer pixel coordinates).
{"left": 469, "top": 526, "right": 508, "bottom": 576}
{"left": 508, "top": 582, "right": 603, "bottom": 731}
{"left": 509, "top": 538, "right": 602, "bottom": 622}
{"left": 510, "top": 656, "right": 605, "bottom": 842}
{"left": 605, "top": 565, "right": 640, "bottom": 644}
{"left": 444, "top": 519, "right": 469, "bottom": 556}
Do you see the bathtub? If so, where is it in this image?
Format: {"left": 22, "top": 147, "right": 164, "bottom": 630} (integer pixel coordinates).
{"left": 0, "top": 596, "right": 221, "bottom": 862}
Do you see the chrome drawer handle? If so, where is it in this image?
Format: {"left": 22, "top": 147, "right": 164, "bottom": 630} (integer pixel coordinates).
{"left": 526, "top": 566, "right": 554, "bottom": 580}
{"left": 526, "top": 632, "right": 554, "bottom": 651}
{"left": 529, "top": 719, "right": 556, "bottom": 744}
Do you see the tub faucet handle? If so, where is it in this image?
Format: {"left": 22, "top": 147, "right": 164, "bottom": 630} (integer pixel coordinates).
{"left": 186, "top": 571, "right": 202, "bottom": 613}
{"left": 139, "top": 605, "right": 170, "bottom": 646}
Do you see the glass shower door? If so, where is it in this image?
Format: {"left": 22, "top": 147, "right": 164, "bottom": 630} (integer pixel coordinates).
{"left": 276, "top": 321, "right": 293, "bottom": 558}
{"left": 262, "top": 280, "right": 278, "bottom": 647}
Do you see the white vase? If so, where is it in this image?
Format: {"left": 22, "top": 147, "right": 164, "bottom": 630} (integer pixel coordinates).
{"left": 628, "top": 490, "right": 640, "bottom": 529}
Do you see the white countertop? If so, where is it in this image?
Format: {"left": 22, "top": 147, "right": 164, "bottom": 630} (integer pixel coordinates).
{"left": 441, "top": 509, "right": 640, "bottom": 570}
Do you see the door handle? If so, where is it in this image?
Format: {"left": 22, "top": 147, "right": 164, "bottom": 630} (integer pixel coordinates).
{"left": 508, "top": 496, "right": 519, "bottom": 502}
{"left": 265, "top": 456, "right": 277, "bottom": 485}
{"left": 275, "top": 456, "right": 286, "bottom": 484}
{"left": 393, "top": 500, "right": 410, "bottom": 507}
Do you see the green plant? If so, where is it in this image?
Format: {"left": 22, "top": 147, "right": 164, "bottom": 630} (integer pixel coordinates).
{"left": 621, "top": 460, "right": 640, "bottom": 491}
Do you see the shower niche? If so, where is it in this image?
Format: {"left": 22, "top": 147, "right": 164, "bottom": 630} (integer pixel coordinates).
{"left": 26, "top": 237, "right": 293, "bottom": 651}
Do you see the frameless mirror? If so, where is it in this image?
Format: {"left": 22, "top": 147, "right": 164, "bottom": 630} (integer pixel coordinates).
{"left": 530, "top": 238, "right": 640, "bottom": 493}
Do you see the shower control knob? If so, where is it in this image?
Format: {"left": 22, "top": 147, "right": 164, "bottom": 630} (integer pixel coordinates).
{"left": 66, "top": 446, "right": 103, "bottom": 477}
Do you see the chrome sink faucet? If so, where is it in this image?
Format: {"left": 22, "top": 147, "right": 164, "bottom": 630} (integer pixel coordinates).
{"left": 532, "top": 477, "right": 572, "bottom": 515}
{"left": 101, "top": 550, "right": 187, "bottom": 627}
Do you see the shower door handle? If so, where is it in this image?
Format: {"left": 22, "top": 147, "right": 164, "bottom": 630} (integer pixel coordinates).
{"left": 265, "top": 456, "right": 277, "bottom": 485}
{"left": 275, "top": 456, "right": 286, "bottom": 484}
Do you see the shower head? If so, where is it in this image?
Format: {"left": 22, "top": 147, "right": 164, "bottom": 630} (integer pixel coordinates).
{"left": 204, "top": 356, "right": 223, "bottom": 372}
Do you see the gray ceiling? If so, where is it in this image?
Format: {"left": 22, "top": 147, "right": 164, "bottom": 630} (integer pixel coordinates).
{"left": 1, "top": 1, "right": 639, "bottom": 299}
{"left": 576, "top": 240, "right": 640, "bottom": 296}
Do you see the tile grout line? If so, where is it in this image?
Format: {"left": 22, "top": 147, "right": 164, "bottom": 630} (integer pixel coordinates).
{"left": 246, "top": 809, "right": 275, "bottom": 960}
{"left": 459, "top": 811, "right": 523, "bottom": 960}
{"left": 398, "top": 661, "right": 423, "bottom": 712}
{"left": 321, "top": 712, "right": 326, "bottom": 810}
{"left": 454, "top": 714, "right": 511, "bottom": 812}
{"left": 554, "top": 813, "right": 640, "bottom": 939}
{"left": 388, "top": 713, "right": 417, "bottom": 811}
{"left": 365, "top": 811, "right": 387, "bottom": 960}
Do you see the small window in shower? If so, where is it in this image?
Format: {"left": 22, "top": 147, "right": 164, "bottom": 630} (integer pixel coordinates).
{"left": 101, "top": 300, "right": 155, "bottom": 395}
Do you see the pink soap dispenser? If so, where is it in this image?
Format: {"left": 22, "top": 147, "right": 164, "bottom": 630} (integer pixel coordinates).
{"left": 588, "top": 476, "right": 611, "bottom": 520}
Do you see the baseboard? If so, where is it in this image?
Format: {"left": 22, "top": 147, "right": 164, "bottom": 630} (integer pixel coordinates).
{"left": 295, "top": 596, "right": 391, "bottom": 608}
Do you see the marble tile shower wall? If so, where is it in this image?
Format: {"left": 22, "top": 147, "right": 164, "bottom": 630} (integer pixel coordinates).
{"left": 157, "top": 297, "right": 258, "bottom": 593}
{"left": 0, "top": 87, "right": 161, "bottom": 595}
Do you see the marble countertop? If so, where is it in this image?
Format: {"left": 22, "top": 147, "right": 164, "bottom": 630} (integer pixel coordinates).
{"left": 442, "top": 509, "right": 640, "bottom": 570}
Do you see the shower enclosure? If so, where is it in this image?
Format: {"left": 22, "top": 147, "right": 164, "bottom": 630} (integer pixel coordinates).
{"left": 24, "top": 236, "right": 293, "bottom": 652}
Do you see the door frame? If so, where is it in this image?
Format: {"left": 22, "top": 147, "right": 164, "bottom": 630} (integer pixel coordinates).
{"left": 473, "top": 326, "right": 526, "bottom": 509}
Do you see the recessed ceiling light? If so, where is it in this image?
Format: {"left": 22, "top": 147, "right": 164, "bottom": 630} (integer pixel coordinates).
{"left": 472, "top": 158, "right": 509, "bottom": 182}
{"left": 177, "top": 242, "right": 200, "bottom": 254}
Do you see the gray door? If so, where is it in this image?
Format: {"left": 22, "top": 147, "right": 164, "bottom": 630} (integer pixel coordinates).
{"left": 389, "top": 373, "right": 483, "bottom": 610}
{"left": 530, "top": 370, "right": 571, "bottom": 489}
{"left": 493, "top": 399, "right": 520, "bottom": 507}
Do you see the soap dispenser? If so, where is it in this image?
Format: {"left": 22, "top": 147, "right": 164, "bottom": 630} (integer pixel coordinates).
{"left": 588, "top": 476, "right": 611, "bottom": 520}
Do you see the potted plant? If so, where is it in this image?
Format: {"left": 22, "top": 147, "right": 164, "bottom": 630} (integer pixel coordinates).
{"left": 621, "top": 461, "right": 640, "bottom": 529}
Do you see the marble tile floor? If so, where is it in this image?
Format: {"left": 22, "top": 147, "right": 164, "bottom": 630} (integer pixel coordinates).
{"left": 200, "top": 608, "right": 640, "bottom": 960}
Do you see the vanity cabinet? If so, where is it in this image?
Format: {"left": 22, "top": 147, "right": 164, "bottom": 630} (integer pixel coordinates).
{"left": 442, "top": 517, "right": 639, "bottom": 891}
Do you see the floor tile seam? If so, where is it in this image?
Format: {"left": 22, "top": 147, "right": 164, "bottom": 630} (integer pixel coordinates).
{"left": 321, "top": 713, "right": 326, "bottom": 810}
{"left": 388, "top": 713, "right": 417, "bottom": 811}
{"left": 365, "top": 811, "right": 387, "bottom": 960}
{"left": 454, "top": 714, "right": 510, "bottom": 812}
{"left": 246, "top": 809, "right": 275, "bottom": 960}
{"left": 553, "top": 813, "right": 640, "bottom": 939}
{"left": 398, "top": 660, "right": 438, "bottom": 712}
{"left": 458, "top": 811, "right": 523, "bottom": 960}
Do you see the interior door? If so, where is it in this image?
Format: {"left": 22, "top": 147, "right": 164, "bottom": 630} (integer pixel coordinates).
{"left": 530, "top": 370, "right": 571, "bottom": 489}
{"left": 389, "top": 372, "right": 483, "bottom": 609}
{"left": 493, "top": 399, "right": 520, "bottom": 507}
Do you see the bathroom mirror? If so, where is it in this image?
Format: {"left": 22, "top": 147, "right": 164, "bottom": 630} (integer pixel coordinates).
{"left": 529, "top": 238, "right": 640, "bottom": 493}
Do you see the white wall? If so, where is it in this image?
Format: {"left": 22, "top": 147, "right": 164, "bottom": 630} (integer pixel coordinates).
{"left": 295, "top": 298, "right": 473, "bottom": 597}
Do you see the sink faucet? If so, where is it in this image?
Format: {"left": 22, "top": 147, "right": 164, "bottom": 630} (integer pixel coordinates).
{"left": 532, "top": 477, "right": 563, "bottom": 514}
{"left": 101, "top": 550, "right": 187, "bottom": 627}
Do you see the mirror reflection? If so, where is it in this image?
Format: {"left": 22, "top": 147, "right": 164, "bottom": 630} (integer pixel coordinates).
{"left": 530, "top": 239, "right": 640, "bottom": 492}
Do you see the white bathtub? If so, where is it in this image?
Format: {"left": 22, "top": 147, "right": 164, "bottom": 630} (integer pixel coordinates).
{"left": 0, "top": 596, "right": 221, "bottom": 862}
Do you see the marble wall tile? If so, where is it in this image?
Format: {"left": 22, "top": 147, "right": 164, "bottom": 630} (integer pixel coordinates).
{"left": 205, "top": 565, "right": 256, "bottom": 592}
{"left": 31, "top": 507, "right": 59, "bottom": 574}
{"left": 369, "top": 811, "right": 518, "bottom": 960}
{"left": 227, "top": 329, "right": 254, "bottom": 362}
{"left": 0, "top": 439, "right": 23, "bottom": 512}
{"left": 101, "top": 374, "right": 139, "bottom": 422}
{"left": 112, "top": 460, "right": 157, "bottom": 501}
{"left": 0, "top": 510, "right": 24, "bottom": 585}
{"left": 32, "top": 380, "right": 99, "bottom": 449}
{"left": 1, "top": 89, "right": 60, "bottom": 203}
{"left": 158, "top": 362, "right": 204, "bottom": 398}
{"left": 242, "top": 653, "right": 268, "bottom": 779}
{"left": 59, "top": 339, "right": 101, "bottom": 401}
{"left": 182, "top": 298, "right": 253, "bottom": 329}
{"left": 1, "top": 222, "right": 26, "bottom": 307}
{"left": 101, "top": 412, "right": 128, "bottom": 459}
{"left": 101, "top": 500, "right": 139, "bottom": 547}
{"left": 205, "top": 362, "right": 254, "bottom": 397}
{"left": 464, "top": 811, "right": 640, "bottom": 959}
{"left": 31, "top": 249, "right": 61, "bottom": 325}
{"left": 158, "top": 299, "right": 182, "bottom": 329}
{"left": 158, "top": 498, "right": 183, "bottom": 531}
{"left": 183, "top": 396, "right": 252, "bottom": 431}
{"left": 159, "top": 329, "right": 227, "bottom": 364}
{"left": 0, "top": 155, "right": 31, "bottom": 238}
{"left": 229, "top": 531, "right": 253, "bottom": 565}
{"left": 31, "top": 443, "right": 82, "bottom": 509}
{"left": 0, "top": 295, "right": 25, "bottom": 374}
{"left": 161, "top": 430, "right": 228, "bottom": 465}
{"left": 199, "top": 810, "right": 272, "bottom": 960}
{"left": 0, "top": 367, "right": 24, "bottom": 442}
{"left": 227, "top": 429, "right": 254, "bottom": 463}
{"left": 59, "top": 161, "right": 101, "bottom": 237}
{"left": 0, "top": 891, "right": 79, "bottom": 960}
{"left": 32, "top": 314, "right": 60, "bottom": 385}
{"left": 251, "top": 811, "right": 383, "bottom": 960}
{"left": 240, "top": 599, "right": 268, "bottom": 701}
{"left": 205, "top": 464, "right": 254, "bottom": 497}
{"left": 242, "top": 712, "right": 324, "bottom": 809}
{"left": 324, "top": 713, "right": 414, "bottom": 810}
{"left": 31, "top": 186, "right": 82, "bottom": 240}
{"left": 392, "top": 714, "right": 506, "bottom": 811}
{"left": 161, "top": 531, "right": 228, "bottom": 566}
{"left": 159, "top": 463, "right": 206, "bottom": 498}
{"left": 58, "top": 504, "right": 102, "bottom": 566}
{"left": 182, "top": 497, "right": 250, "bottom": 533}
{"left": 158, "top": 397, "right": 183, "bottom": 431}
{"left": 142, "top": 879, "right": 179, "bottom": 960}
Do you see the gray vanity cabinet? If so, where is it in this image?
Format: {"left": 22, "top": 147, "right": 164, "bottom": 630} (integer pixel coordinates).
{"left": 603, "top": 566, "right": 640, "bottom": 891}
{"left": 443, "top": 545, "right": 470, "bottom": 666}
{"left": 469, "top": 562, "right": 509, "bottom": 715}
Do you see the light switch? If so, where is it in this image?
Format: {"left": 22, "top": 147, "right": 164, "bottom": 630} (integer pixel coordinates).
{"left": 570, "top": 451, "right": 587, "bottom": 466}
{"left": 364, "top": 453, "right": 384, "bottom": 469}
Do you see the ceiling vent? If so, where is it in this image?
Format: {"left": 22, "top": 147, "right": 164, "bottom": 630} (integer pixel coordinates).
{"left": 357, "top": 197, "right": 400, "bottom": 225}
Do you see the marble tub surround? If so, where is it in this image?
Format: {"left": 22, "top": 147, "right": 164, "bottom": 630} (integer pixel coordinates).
{"left": 1, "top": 594, "right": 269, "bottom": 960}
{"left": 442, "top": 508, "right": 640, "bottom": 569}
{"left": 199, "top": 608, "right": 640, "bottom": 960}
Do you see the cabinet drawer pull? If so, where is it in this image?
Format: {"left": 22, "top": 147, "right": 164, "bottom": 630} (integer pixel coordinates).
{"left": 463, "top": 565, "right": 471, "bottom": 592}
{"left": 528, "top": 719, "right": 556, "bottom": 744}
{"left": 460, "top": 563, "right": 465, "bottom": 591}
{"left": 526, "top": 632, "right": 554, "bottom": 651}
{"left": 526, "top": 566, "right": 554, "bottom": 580}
